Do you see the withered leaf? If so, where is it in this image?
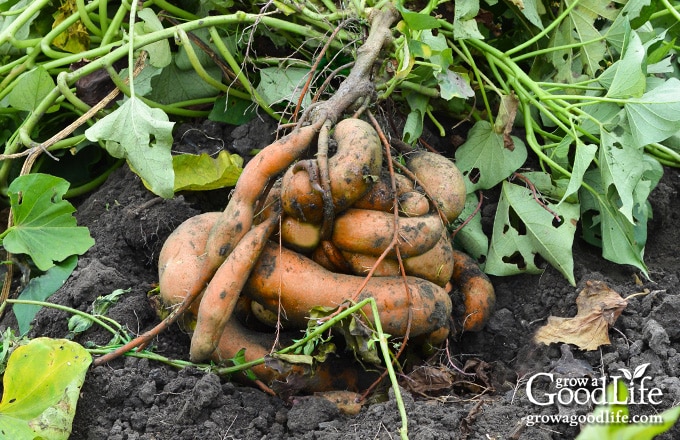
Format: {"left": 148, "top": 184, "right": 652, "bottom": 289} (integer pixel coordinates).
{"left": 533, "top": 280, "right": 628, "bottom": 351}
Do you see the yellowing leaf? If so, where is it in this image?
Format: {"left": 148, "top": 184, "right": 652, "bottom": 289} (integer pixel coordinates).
{"left": 533, "top": 280, "right": 627, "bottom": 350}
{"left": 52, "top": 0, "right": 90, "bottom": 54}
{"left": 0, "top": 338, "right": 91, "bottom": 439}
{"left": 172, "top": 151, "right": 244, "bottom": 192}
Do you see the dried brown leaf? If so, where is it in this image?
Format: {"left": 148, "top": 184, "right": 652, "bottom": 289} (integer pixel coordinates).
{"left": 533, "top": 280, "right": 628, "bottom": 350}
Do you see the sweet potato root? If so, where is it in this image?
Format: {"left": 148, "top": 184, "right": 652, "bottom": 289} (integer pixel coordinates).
{"left": 190, "top": 213, "right": 279, "bottom": 362}
{"left": 331, "top": 209, "right": 443, "bottom": 258}
{"left": 158, "top": 212, "right": 222, "bottom": 319}
{"left": 407, "top": 151, "right": 466, "bottom": 223}
{"left": 353, "top": 171, "right": 414, "bottom": 212}
{"left": 281, "top": 118, "right": 383, "bottom": 223}
{"left": 403, "top": 231, "right": 455, "bottom": 287}
{"left": 243, "top": 242, "right": 452, "bottom": 339}
{"left": 451, "top": 250, "right": 496, "bottom": 332}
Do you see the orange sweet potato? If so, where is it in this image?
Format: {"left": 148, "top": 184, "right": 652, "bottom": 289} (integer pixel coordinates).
{"left": 331, "top": 209, "right": 443, "bottom": 258}
{"left": 451, "top": 250, "right": 496, "bottom": 332}
{"left": 281, "top": 118, "right": 383, "bottom": 223}
{"left": 407, "top": 151, "right": 466, "bottom": 223}
{"left": 242, "top": 242, "right": 452, "bottom": 339}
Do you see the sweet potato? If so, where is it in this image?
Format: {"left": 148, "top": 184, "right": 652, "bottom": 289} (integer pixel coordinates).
{"left": 190, "top": 212, "right": 280, "bottom": 362}
{"left": 280, "top": 216, "right": 321, "bottom": 253}
{"left": 451, "top": 250, "right": 496, "bottom": 332}
{"left": 398, "top": 191, "right": 430, "bottom": 217}
{"left": 331, "top": 209, "right": 443, "bottom": 258}
{"left": 243, "top": 242, "right": 452, "bottom": 338}
{"left": 158, "top": 212, "right": 222, "bottom": 319}
{"left": 403, "top": 231, "right": 455, "bottom": 287}
{"left": 341, "top": 251, "right": 400, "bottom": 277}
{"left": 212, "top": 317, "right": 378, "bottom": 392}
{"left": 407, "top": 151, "right": 466, "bottom": 223}
{"left": 199, "top": 124, "right": 319, "bottom": 291}
{"left": 281, "top": 118, "right": 383, "bottom": 223}
{"left": 353, "top": 171, "right": 414, "bottom": 212}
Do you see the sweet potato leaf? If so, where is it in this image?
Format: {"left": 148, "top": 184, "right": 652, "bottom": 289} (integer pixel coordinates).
{"left": 486, "top": 181, "right": 580, "bottom": 285}
{"left": 84, "top": 97, "right": 175, "bottom": 198}
{"left": 255, "top": 66, "right": 311, "bottom": 108}
{"left": 624, "top": 77, "right": 680, "bottom": 147}
{"left": 3, "top": 174, "right": 94, "bottom": 271}
{"left": 13, "top": 255, "right": 78, "bottom": 335}
{"left": 600, "top": 28, "right": 646, "bottom": 99}
{"left": 0, "top": 338, "right": 91, "bottom": 440}
{"left": 558, "top": 139, "right": 597, "bottom": 206}
{"left": 453, "top": 193, "right": 489, "bottom": 265}
{"left": 599, "top": 128, "right": 647, "bottom": 223}
{"left": 7, "top": 66, "right": 56, "bottom": 112}
{"left": 455, "top": 120, "right": 527, "bottom": 193}
{"left": 173, "top": 151, "right": 243, "bottom": 191}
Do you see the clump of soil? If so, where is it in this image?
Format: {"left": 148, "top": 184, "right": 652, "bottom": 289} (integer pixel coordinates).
{"left": 2, "top": 117, "right": 679, "bottom": 439}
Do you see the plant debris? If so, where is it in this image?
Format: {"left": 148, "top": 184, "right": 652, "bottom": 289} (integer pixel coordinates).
{"left": 533, "top": 280, "right": 628, "bottom": 351}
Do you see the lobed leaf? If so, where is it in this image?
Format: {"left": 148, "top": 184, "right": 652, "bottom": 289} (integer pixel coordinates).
{"left": 486, "top": 181, "right": 580, "bottom": 285}
{"left": 455, "top": 120, "right": 527, "bottom": 193}
{"left": 3, "top": 174, "right": 94, "bottom": 271}
{"left": 624, "top": 77, "right": 680, "bottom": 147}
{"left": 84, "top": 97, "right": 175, "bottom": 198}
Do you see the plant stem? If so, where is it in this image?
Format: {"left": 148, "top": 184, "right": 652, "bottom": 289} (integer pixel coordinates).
{"left": 6, "top": 299, "right": 126, "bottom": 340}
{"left": 504, "top": 0, "right": 582, "bottom": 57}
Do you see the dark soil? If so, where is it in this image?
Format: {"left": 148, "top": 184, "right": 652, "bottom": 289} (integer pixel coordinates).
{"left": 2, "top": 117, "right": 680, "bottom": 440}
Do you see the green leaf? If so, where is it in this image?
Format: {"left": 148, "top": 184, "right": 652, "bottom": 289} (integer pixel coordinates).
{"left": 3, "top": 174, "right": 94, "bottom": 271}
{"left": 452, "top": 193, "right": 489, "bottom": 265}
{"left": 436, "top": 70, "right": 474, "bottom": 100}
{"left": 600, "top": 29, "right": 646, "bottom": 98}
{"left": 84, "top": 97, "right": 175, "bottom": 198}
{"left": 552, "top": 0, "right": 616, "bottom": 76}
{"left": 148, "top": 62, "right": 223, "bottom": 104}
{"left": 559, "top": 139, "right": 597, "bottom": 206}
{"left": 209, "top": 95, "right": 257, "bottom": 125}
{"left": 0, "top": 338, "right": 91, "bottom": 440}
{"left": 624, "top": 78, "right": 680, "bottom": 147}
{"left": 68, "top": 288, "right": 130, "bottom": 336}
{"left": 576, "top": 381, "right": 680, "bottom": 440}
{"left": 454, "top": 120, "right": 528, "bottom": 193}
{"left": 13, "top": 255, "right": 78, "bottom": 335}
{"left": 486, "top": 182, "right": 580, "bottom": 285}
{"left": 398, "top": 9, "right": 440, "bottom": 31}
{"left": 172, "top": 151, "right": 243, "bottom": 192}
{"left": 256, "top": 66, "right": 311, "bottom": 108}
{"left": 135, "top": 8, "right": 171, "bottom": 68}
{"left": 518, "top": 0, "right": 544, "bottom": 30}
{"left": 403, "top": 91, "right": 430, "bottom": 143}
{"left": 7, "top": 66, "right": 56, "bottom": 112}
{"left": 453, "top": 0, "right": 484, "bottom": 40}
{"left": 580, "top": 170, "right": 649, "bottom": 276}
{"left": 599, "top": 128, "right": 646, "bottom": 223}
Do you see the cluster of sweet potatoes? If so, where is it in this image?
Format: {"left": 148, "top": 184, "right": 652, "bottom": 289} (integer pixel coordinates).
{"left": 156, "top": 117, "right": 495, "bottom": 392}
